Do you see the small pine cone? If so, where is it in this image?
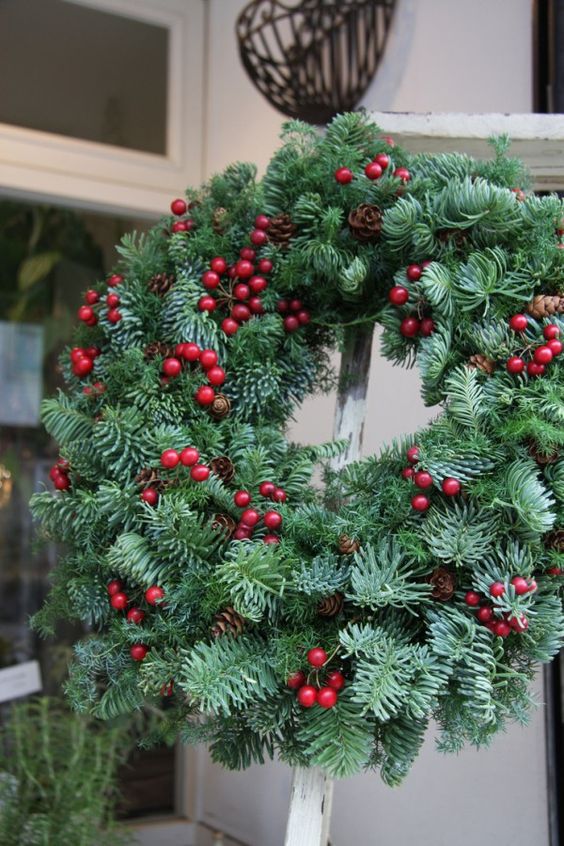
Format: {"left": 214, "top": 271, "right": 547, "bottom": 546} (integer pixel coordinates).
{"left": 318, "top": 592, "right": 344, "bottom": 617}
{"left": 212, "top": 606, "right": 245, "bottom": 637}
{"left": 210, "top": 456, "right": 236, "bottom": 483}
{"left": 135, "top": 467, "right": 164, "bottom": 492}
{"left": 144, "top": 341, "right": 175, "bottom": 360}
{"left": 338, "top": 534, "right": 360, "bottom": 555}
{"left": 527, "top": 294, "right": 564, "bottom": 319}
{"left": 148, "top": 272, "right": 175, "bottom": 296}
{"left": 528, "top": 440, "right": 559, "bottom": 465}
{"left": 545, "top": 528, "right": 564, "bottom": 551}
{"left": 209, "top": 393, "right": 231, "bottom": 420}
{"left": 428, "top": 567, "right": 456, "bottom": 601}
{"left": 211, "top": 513, "right": 237, "bottom": 537}
{"left": 212, "top": 207, "right": 228, "bottom": 234}
{"left": 348, "top": 204, "right": 383, "bottom": 243}
{"left": 267, "top": 213, "right": 297, "bottom": 247}
{"left": 468, "top": 354, "right": 496, "bottom": 375}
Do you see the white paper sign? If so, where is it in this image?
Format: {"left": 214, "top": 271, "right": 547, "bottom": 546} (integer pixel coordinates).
{"left": 0, "top": 660, "right": 42, "bottom": 704}
{"left": 0, "top": 321, "right": 44, "bottom": 426}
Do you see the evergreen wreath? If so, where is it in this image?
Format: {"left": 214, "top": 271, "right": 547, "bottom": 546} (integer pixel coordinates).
{"left": 32, "top": 113, "right": 564, "bottom": 783}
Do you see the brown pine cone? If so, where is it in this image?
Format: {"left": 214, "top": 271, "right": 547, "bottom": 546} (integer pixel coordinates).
{"left": 148, "top": 272, "right": 175, "bottom": 296}
{"left": 210, "top": 456, "right": 236, "bottom": 483}
{"left": 144, "top": 341, "right": 175, "bottom": 360}
{"left": 211, "top": 513, "right": 237, "bottom": 537}
{"left": 212, "top": 207, "right": 228, "bottom": 234}
{"left": 135, "top": 467, "right": 165, "bottom": 492}
{"left": 268, "top": 213, "right": 297, "bottom": 247}
{"left": 348, "top": 204, "right": 383, "bottom": 242}
{"left": 545, "top": 528, "right": 564, "bottom": 551}
{"left": 318, "top": 592, "right": 344, "bottom": 617}
{"left": 527, "top": 294, "right": 564, "bottom": 319}
{"left": 209, "top": 393, "right": 231, "bottom": 420}
{"left": 528, "top": 440, "right": 559, "bottom": 465}
{"left": 468, "top": 354, "right": 496, "bottom": 375}
{"left": 211, "top": 606, "right": 245, "bottom": 637}
{"left": 338, "top": 534, "right": 360, "bottom": 555}
{"left": 428, "top": 567, "right": 456, "bottom": 601}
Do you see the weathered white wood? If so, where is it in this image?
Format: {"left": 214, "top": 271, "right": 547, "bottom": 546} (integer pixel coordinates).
{"left": 284, "top": 767, "right": 334, "bottom": 846}
{"left": 370, "top": 111, "right": 564, "bottom": 191}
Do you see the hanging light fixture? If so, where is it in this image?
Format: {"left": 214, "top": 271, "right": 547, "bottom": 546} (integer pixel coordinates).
{"left": 236, "top": 0, "right": 397, "bottom": 125}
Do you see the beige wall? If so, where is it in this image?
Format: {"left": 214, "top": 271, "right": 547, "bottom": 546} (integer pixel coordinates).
{"left": 202, "top": 1, "right": 546, "bottom": 844}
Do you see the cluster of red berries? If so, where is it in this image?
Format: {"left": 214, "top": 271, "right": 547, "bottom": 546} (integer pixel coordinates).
{"left": 401, "top": 445, "right": 461, "bottom": 511}
{"left": 506, "top": 317, "right": 562, "bottom": 377}
{"left": 107, "top": 579, "right": 165, "bottom": 661}
{"left": 82, "top": 381, "right": 106, "bottom": 398}
{"left": 160, "top": 344, "right": 226, "bottom": 404}
{"left": 78, "top": 283, "right": 124, "bottom": 327}
{"left": 232, "top": 481, "right": 286, "bottom": 543}
{"left": 49, "top": 457, "right": 71, "bottom": 491}
{"left": 389, "top": 263, "right": 435, "bottom": 339}
{"left": 276, "top": 298, "right": 311, "bottom": 333}
{"left": 288, "top": 647, "right": 345, "bottom": 709}
{"left": 170, "top": 198, "right": 195, "bottom": 234}
{"left": 334, "top": 142, "right": 411, "bottom": 185}
{"left": 69, "top": 344, "right": 101, "bottom": 378}
{"left": 547, "top": 565, "right": 563, "bottom": 576}
{"left": 464, "top": 577, "right": 536, "bottom": 637}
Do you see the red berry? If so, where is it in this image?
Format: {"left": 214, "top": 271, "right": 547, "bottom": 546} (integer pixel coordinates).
{"left": 160, "top": 449, "right": 180, "bottom": 469}
{"left": 547, "top": 566, "right": 562, "bottom": 576}
{"left": 489, "top": 581, "right": 505, "bottom": 598}
{"left": 182, "top": 343, "right": 200, "bottom": 362}
{"left": 326, "top": 670, "right": 345, "bottom": 691}
{"left": 441, "top": 477, "right": 461, "bottom": 496}
{"left": 389, "top": 286, "right": 409, "bottom": 306}
{"left": 172, "top": 220, "right": 189, "bottom": 233}
{"left": 170, "top": 198, "right": 187, "bottom": 215}
{"left": 145, "top": 585, "right": 165, "bottom": 605}
{"left": 406, "top": 264, "right": 422, "bottom": 282}
{"left": 464, "top": 590, "right": 481, "bottom": 607}
{"left": 200, "top": 349, "right": 218, "bottom": 370}
{"left": 57, "top": 457, "right": 70, "bottom": 471}
{"left": 235, "top": 259, "right": 254, "bottom": 278}
{"left": 222, "top": 318, "right": 239, "bottom": 336}
{"left": 402, "top": 467, "right": 414, "bottom": 480}
{"left": 287, "top": 671, "right": 306, "bottom": 690}
{"left": 70, "top": 347, "right": 86, "bottom": 363}
{"left": 297, "top": 310, "right": 310, "bottom": 325}
{"left": 411, "top": 494, "right": 430, "bottom": 511}
{"left": 509, "top": 314, "right": 528, "bottom": 332}
{"left": 73, "top": 357, "right": 94, "bottom": 377}
{"left": 406, "top": 446, "right": 420, "bottom": 464}
{"left": 250, "top": 229, "right": 268, "bottom": 246}
{"left": 414, "top": 471, "right": 433, "bottom": 489}
{"left": 420, "top": 318, "right": 435, "bottom": 337}
{"left": 53, "top": 472, "right": 70, "bottom": 490}
{"left": 232, "top": 303, "right": 252, "bottom": 322}
{"left": 365, "top": 161, "right": 383, "bottom": 180}
{"left": 335, "top": 167, "right": 353, "bottom": 184}
{"left": 506, "top": 356, "right": 525, "bottom": 374}
{"left": 249, "top": 297, "right": 265, "bottom": 314}
{"left": 284, "top": 315, "right": 300, "bottom": 332}
{"left": 106, "top": 293, "right": 120, "bottom": 308}
{"left": 110, "top": 592, "right": 128, "bottom": 610}
{"left": 180, "top": 447, "right": 200, "bottom": 466}
{"left": 528, "top": 578, "right": 537, "bottom": 593}
{"left": 141, "top": 488, "right": 159, "bottom": 506}
{"left": 297, "top": 686, "right": 317, "bottom": 707}
{"left": 85, "top": 290, "right": 99, "bottom": 305}
{"left": 382, "top": 135, "right": 395, "bottom": 147}
{"left": 78, "top": 305, "right": 94, "bottom": 322}
{"left": 272, "top": 488, "right": 287, "bottom": 503}
{"left": 374, "top": 153, "right": 390, "bottom": 169}
{"left": 190, "top": 464, "right": 210, "bottom": 482}
{"left": 210, "top": 257, "right": 227, "bottom": 275}
{"left": 259, "top": 481, "right": 275, "bottom": 497}
{"left": 509, "top": 614, "right": 529, "bottom": 633}
{"left": 317, "top": 687, "right": 338, "bottom": 709}
{"left": 394, "top": 167, "right": 411, "bottom": 182}
{"left": 195, "top": 385, "right": 215, "bottom": 406}
{"left": 493, "top": 620, "right": 511, "bottom": 638}
{"left": 199, "top": 295, "right": 217, "bottom": 312}
{"left": 263, "top": 511, "right": 282, "bottom": 530}
{"left": 543, "top": 324, "right": 560, "bottom": 340}
{"left": 255, "top": 214, "right": 270, "bottom": 230}
{"left": 527, "top": 361, "right": 545, "bottom": 377}
{"left": 162, "top": 357, "right": 182, "bottom": 377}
{"left": 130, "top": 644, "right": 149, "bottom": 661}
{"left": 263, "top": 534, "right": 280, "bottom": 544}
{"left": 400, "top": 316, "right": 420, "bottom": 337}
{"left": 233, "top": 528, "right": 251, "bottom": 540}
{"left": 202, "top": 270, "right": 220, "bottom": 290}
{"left": 511, "top": 576, "right": 529, "bottom": 595}
{"left": 241, "top": 508, "right": 260, "bottom": 527}
{"left": 239, "top": 248, "right": 256, "bottom": 261}
{"left": 83, "top": 386, "right": 93, "bottom": 396}
{"left": 108, "top": 274, "right": 123, "bottom": 287}
{"left": 307, "top": 647, "right": 327, "bottom": 667}
{"left": 107, "top": 309, "right": 122, "bottom": 324}
{"left": 547, "top": 338, "right": 563, "bottom": 356}
{"left": 476, "top": 606, "right": 494, "bottom": 623}
{"left": 277, "top": 299, "right": 289, "bottom": 313}
{"left": 107, "top": 579, "right": 123, "bottom": 596}
{"left": 534, "top": 345, "right": 553, "bottom": 365}
{"left": 127, "top": 607, "right": 145, "bottom": 624}
{"left": 233, "top": 283, "right": 251, "bottom": 301}
{"left": 258, "top": 258, "right": 273, "bottom": 274}
{"left": 234, "top": 490, "right": 251, "bottom": 508}
{"left": 249, "top": 275, "right": 268, "bottom": 294}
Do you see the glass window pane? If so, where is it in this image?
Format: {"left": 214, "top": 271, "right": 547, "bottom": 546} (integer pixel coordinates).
{"left": 0, "top": 0, "right": 168, "bottom": 154}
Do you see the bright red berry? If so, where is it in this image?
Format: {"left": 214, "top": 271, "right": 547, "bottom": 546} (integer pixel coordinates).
{"left": 527, "top": 361, "right": 545, "bottom": 377}
{"left": 255, "top": 214, "right": 270, "bottom": 230}
{"left": 394, "top": 167, "right": 411, "bottom": 182}
{"left": 258, "top": 258, "right": 273, "bottom": 274}
{"left": 287, "top": 671, "right": 306, "bottom": 690}
{"left": 263, "top": 511, "right": 282, "bottom": 530}
{"left": 506, "top": 356, "right": 525, "bottom": 374}
{"left": 107, "top": 579, "right": 123, "bottom": 596}
{"left": 389, "top": 286, "right": 409, "bottom": 306}
{"left": 235, "top": 259, "right": 254, "bottom": 278}
{"left": 534, "top": 345, "right": 553, "bottom": 365}
{"left": 297, "top": 686, "right": 317, "bottom": 707}
{"left": 73, "top": 357, "right": 94, "bottom": 377}
{"left": 259, "top": 481, "right": 276, "bottom": 497}
{"left": 420, "top": 318, "right": 435, "bottom": 337}
{"left": 272, "top": 488, "right": 287, "bottom": 503}
{"left": 400, "top": 316, "right": 420, "bottom": 337}
{"left": 509, "top": 314, "right": 528, "bottom": 332}
{"left": 317, "top": 687, "right": 338, "bottom": 708}
{"left": 198, "top": 295, "right": 217, "bottom": 312}
{"left": 171, "top": 220, "right": 189, "bottom": 233}
{"left": 195, "top": 385, "right": 215, "bottom": 406}
{"left": 141, "top": 488, "right": 159, "bottom": 506}
{"left": 365, "top": 161, "right": 383, "bottom": 180}
{"left": 335, "top": 167, "right": 353, "bottom": 184}
{"left": 233, "top": 283, "right": 251, "bottom": 301}
{"left": 233, "top": 528, "right": 251, "bottom": 540}
{"left": 493, "top": 620, "right": 511, "bottom": 638}
{"left": 126, "top": 607, "right": 145, "bottom": 624}
{"left": 180, "top": 447, "right": 200, "bottom": 466}
{"left": 464, "top": 590, "right": 481, "bottom": 607}
{"left": 263, "top": 534, "right": 280, "bottom": 544}
{"left": 239, "top": 248, "right": 256, "bottom": 261}
{"left": 162, "top": 357, "right": 182, "bottom": 377}
{"left": 543, "top": 324, "right": 560, "bottom": 340}
{"left": 108, "top": 274, "right": 123, "bottom": 287}
{"left": 441, "top": 477, "right": 461, "bottom": 496}
{"left": 130, "top": 644, "right": 149, "bottom": 661}
{"left": 234, "top": 490, "right": 251, "bottom": 508}
{"left": 202, "top": 270, "right": 220, "bottom": 290}
{"left": 476, "top": 606, "right": 494, "bottom": 623}
{"left": 250, "top": 228, "right": 268, "bottom": 246}
{"left": 509, "top": 614, "right": 529, "bottom": 633}
{"left": 406, "top": 264, "right": 422, "bottom": 282}
{"left": 190, "top": 464, "right": 210, "bottom": 482}
{"left": 170, "top": 198, "right": 187, "bottom": 215}
{"left": 249, "top": 275, "right": 268, "bottom": 294}
{"left": 210, "top": 257, "right": 227, "bottom": 274}
{"left": 145, "top": 585, "right": 165, "bottom": 605}
{"left": 241, "top": 508, "right": 260, "bottom": 527}
{"left": 406, "top": 446, "right": 420, "bottom": 464}
{"left": 411, "top": 494, "right": 430, "bottom": 511}
{"left": 284, "top": 315, "right": 300, "bottom": 332}
{"left": 374, "top": 153, "right": 390, "bottom": 169}
{"left": 402, "top": 467, "right": 414, "bottom": 480}
{"left": 160, "top": 449, "right": 180, "bottom": 469}
{"left": 547, "top": 338, "right": 563, "bottom": 356}
{"left": 78, "top": 305, "right": 95, "bottom": 322}
{"left": 85, "top": 290, "right": 99, "bottom": 305}
{"left": 326, "top": 670, "right": 345, "bottom": 691}
{"left": 199, "top": 349, "right": 218, "bottom": 370}
{"left": 107, "top": 309, "right": 122, "bottom": 324}
{"left": 53, "top": 473, "right": 71, "bottom": 490}
{"left": 297, "top": 310, "right": 311, "bottom": 325}
{"left": 414, "top": 471, "right": 433, "bottom": 489}
{"left": 307, "top": 647, "right": 328, "bottom": 667}
{"left": 106, "top": 293, "right": 120, "bottom": 308}
{"left": 182, "top": 343, "right": 200, "bottom": 362}
{"left": 489, "top": 581, "right": 505, "bottom": 598}
{"left": 110, "top": 592, "right": 128, "bottom": 610}
{"left": 232, "top": 304, "right": 252, "bottom": 322}
{"left": 222, "top": 318, "right": 239, "bottom": 336}
{"left": 249, "top": 297, "right": 265, "bottom": 314}
{"left": 511, "top": 576, "right": 529, "bottom": 595}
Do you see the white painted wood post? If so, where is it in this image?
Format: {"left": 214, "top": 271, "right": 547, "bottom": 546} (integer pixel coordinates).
{"left": 284, "top": 324, "right": 375, "bottom": 846}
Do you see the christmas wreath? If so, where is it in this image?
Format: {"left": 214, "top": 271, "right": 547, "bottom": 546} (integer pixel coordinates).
{"left": 33, "top": 114, "right": 564, "bottom": 783}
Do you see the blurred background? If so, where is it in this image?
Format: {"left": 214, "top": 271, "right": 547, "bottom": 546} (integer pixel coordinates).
{"left": 0, "top": 1, "right": 561, "bottom": 844}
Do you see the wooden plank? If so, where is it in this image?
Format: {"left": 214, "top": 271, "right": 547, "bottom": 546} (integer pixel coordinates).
{"left": 370, "top": 112, "right": 564, "bottom": 190}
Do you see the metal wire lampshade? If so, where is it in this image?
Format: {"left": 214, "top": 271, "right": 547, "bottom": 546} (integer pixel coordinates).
{"left": 236, "top": 0, "right": 397, "bottom": 124}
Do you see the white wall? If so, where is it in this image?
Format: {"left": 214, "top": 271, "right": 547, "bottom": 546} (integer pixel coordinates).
{"left": 194, "top": 2, "right": 548, "bottom": 845}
